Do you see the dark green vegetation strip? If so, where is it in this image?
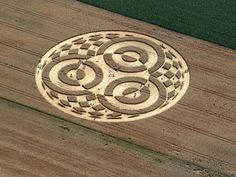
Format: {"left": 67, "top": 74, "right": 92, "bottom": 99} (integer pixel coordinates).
{"left": 0, "top": 96, "right": 231, "bottom": 177}
{"left": 79, "top": 0, "right": 236, "bottom": 49}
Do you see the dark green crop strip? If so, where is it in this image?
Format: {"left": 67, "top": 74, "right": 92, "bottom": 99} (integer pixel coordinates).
{"left": 80, "top": 0, "right": 236, "bottom": 49}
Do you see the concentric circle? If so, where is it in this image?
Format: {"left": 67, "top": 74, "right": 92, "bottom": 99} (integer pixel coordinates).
{"left": 35, "top": 31, "right": 190, "bottom": 122}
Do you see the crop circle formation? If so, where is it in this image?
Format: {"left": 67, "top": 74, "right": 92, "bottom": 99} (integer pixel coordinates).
{"left": 35, "top": 31, "right": 190, "bottom": 122}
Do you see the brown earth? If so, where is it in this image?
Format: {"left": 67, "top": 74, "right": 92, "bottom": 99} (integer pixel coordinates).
{"left": 0, "top": 0, "right": 236, "bottom": 176}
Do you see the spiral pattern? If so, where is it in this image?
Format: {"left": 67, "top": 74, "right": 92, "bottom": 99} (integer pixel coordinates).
{"left": 35, "top": 31, "right": 190, "bottom": 122}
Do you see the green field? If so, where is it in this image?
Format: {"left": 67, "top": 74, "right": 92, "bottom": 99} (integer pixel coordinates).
{"left": 80, "top": 0, "right": 236, "bottom": 49}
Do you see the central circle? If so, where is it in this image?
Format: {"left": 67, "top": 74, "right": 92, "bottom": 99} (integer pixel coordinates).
{"left": 122, "top": 51, "right": 140, "bottom": 62}
{"left": 76, "top": 69, "right": 85, "bottom": 80}
{"left": 67, "top": 70, "right": 77, "bottom": 79}
{"left": 35, "top": 31, "right": 190, "bottom": 122}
